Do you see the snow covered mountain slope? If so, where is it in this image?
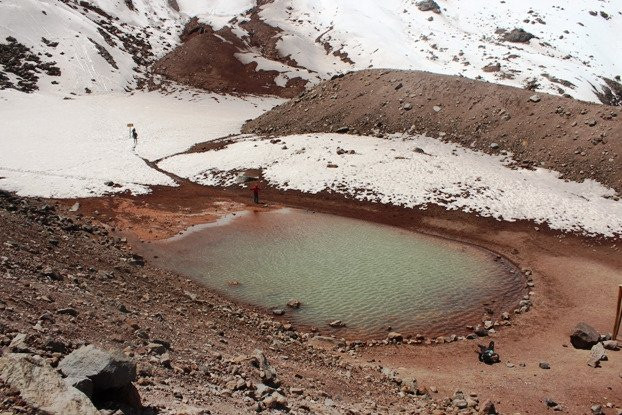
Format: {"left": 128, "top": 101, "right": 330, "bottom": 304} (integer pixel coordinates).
{"left": 0, "top": 0, "right": 182, "bottom": 95}
{"left": 157, "top": 0, "right": 622, "bottom": 103}
{"left": 2, "top": 0, "right": 620, "bottom": 100}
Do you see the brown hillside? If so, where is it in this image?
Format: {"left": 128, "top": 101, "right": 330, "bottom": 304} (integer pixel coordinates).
{"left": 243, "top": 69, "right": 622, "bottom": 194}
{"left": 153, "top": 15, "right": 307, "bottom": 98}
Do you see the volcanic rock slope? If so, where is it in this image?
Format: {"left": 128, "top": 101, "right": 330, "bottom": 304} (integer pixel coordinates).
{"left": 154, "top": 0, "right": 622, "bottom": 102}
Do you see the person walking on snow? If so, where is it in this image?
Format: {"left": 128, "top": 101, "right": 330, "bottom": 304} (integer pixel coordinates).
{"left": 131, "top": 127, "right": 138, "bottom": 149}
{"left": 251, "top": 183, "right": 261, "bottom": 204}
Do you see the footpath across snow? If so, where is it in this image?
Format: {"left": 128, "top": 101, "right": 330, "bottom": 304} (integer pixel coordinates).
{"left": 158, "top": 133, "right": 622, "bottom": 237}
{"left": 0, "top": 89, "right": 281, "bottom": 198}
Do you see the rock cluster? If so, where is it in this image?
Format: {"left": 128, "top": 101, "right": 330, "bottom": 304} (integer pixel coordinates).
{"left": 0, "top": 37, "right": 61, "bottom": 92}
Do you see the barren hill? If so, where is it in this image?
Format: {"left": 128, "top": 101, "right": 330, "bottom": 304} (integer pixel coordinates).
{"left": 243, "top": 69, "right": 622, "bottom": 193}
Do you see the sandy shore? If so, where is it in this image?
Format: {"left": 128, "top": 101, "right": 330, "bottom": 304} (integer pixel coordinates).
{"left": 63, "top": 180, "right": 622, "bottom": 414}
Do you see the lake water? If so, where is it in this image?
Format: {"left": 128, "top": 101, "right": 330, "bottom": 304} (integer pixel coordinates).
{"left": 141, "top": 208, "right": 525, "bottom": 339}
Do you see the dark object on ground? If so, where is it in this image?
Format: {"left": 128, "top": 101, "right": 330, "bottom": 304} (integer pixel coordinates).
{"left": 503, "top": 28, "right": 535, "bottom": 43}
{"left": 570, "top": 322, "right": 600, "bottom": 349}
{"left": 417, "top": 0, "right": 441, "bottom": 14}
{"left": 252, "top": 183, "right": 260, "bottom": 204}
{"left": 477, "top": 341, "right": 500, "bottom": 365}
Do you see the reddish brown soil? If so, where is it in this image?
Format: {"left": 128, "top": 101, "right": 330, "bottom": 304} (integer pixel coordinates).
{"left": 153, "top": 11, "right": 307, "bottom": 98}
{"left": 0, "top": 191, "right": 454, "bottom": 414}
{"left": 243, "top": 69, "right": 622, "bottom": 194}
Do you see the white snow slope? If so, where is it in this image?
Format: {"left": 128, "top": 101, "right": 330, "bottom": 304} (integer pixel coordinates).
{"left": 0, "top": 88, "right": 281, "bottom": 198}
{"left": 193, "top": 0, "right": 622, "bottom": 103}
{"left": 159, "top": 133, "right": 622, "bottom": 237}
{"left": 1, "top": 0, "right": 621, "bottom": 98}
{"left": 0, "top": 0, "right": 182, "bottom": 95}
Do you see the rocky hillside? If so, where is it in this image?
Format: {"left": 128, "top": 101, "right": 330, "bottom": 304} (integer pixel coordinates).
{"left": 243, "top": 69, "right": 622, "bottom": 194}
{"left": 0, "top": 190, "right": 504, "bottom": 414}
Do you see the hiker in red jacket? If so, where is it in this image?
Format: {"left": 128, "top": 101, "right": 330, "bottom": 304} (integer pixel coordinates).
{"left": 251, "top": 183, "right": 260, "bottom": 204}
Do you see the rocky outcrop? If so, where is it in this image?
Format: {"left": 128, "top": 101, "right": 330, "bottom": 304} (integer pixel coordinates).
{"left": 0, "top": 353, "right": 99, "bottom": 415}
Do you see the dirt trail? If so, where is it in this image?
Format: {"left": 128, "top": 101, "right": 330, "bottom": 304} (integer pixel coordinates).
{"left": 243, "top": 69, "right": 622, "bottom": 194}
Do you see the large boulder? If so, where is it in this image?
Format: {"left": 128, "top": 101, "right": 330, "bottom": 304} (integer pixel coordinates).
{"left": 0, "top": 353, "right": 99, "bottom": 415}
{"left": 570, "top": 323, "right": 600, "bottom": 349}
{"left": 58, "top": 345, "right": 136, "bottom": 390}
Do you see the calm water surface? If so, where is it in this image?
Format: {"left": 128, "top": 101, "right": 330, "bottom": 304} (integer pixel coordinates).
{"left": 142, "top": 209, "right": 524, "bottom": 339}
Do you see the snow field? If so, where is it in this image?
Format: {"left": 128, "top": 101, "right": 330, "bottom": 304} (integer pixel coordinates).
{"left": 158, "top": 133, "right": 622, "bottom": 237}
{"left": 0, "top": 89, "right": 281, "bottom": 198}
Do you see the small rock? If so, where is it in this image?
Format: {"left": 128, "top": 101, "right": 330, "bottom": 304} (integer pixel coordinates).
{"left": 252, "top": 350, "right": 278, "bottom": 386}
{"left": 588, "top": 342, "right": 607, "bottom": 368}
{"left": 160, "top": 353, "right": 171, "bottom": 368}
{"left": 263, "top": 391, "right": 287, "bottom": 409}
{"left": 453, "top": 399, "right": 468, "bottom": 409}
{"left": 416, "top": 0, "right": 441, "bottom": 13}
{"left": 546, "top": 398, "right": 559, "bottom": 408}
{"left": 529, "top": 94, "right": 541, "bottom": 103}
{"left": 147, "top": 343, "right": 166, "bottom": 355}
{"left": 329, "top": 320, "right": 345, "bottom": 328}
{"left": 9, "top": 333, "right": 30, "bottom": 353}
{"left": 480, "top": 399, "right": 497, "bottom": 414}
{"left": 272, "top": 309, "right": 285, "bottom": 316}
{"left": 539, "top": 362, "right": 550, "bottom": 369}
{"left": 56, "top": 308, "right": 78, "bottom": 317}
{"left": 286, "top": 299, "right": 301, "bottom": 309}
{"left": 474, "top": 325, "right": 488, "bottom": 337}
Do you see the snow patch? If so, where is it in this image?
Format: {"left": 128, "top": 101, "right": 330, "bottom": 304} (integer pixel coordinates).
{"left": 0, "top": 89, "right": 281, "bottom": 198}
{"left": 159, "top": 133, "right": 622, "bottom": 237}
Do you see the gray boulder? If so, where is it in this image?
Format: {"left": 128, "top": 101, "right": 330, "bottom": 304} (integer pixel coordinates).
{"left": 58, "top": 345, "right": 136, "bottom": 390}
{"left": 417, "top": 0, "right": 441, "bottom": 13}
{"left": 570, "top": 323, "right": 600, "bottom": 349}
{"left": 0, "top": 353, "right": 99, "bottom": 415}
{"left": 503, "top": 28, "right": 535, "bottom": 43}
